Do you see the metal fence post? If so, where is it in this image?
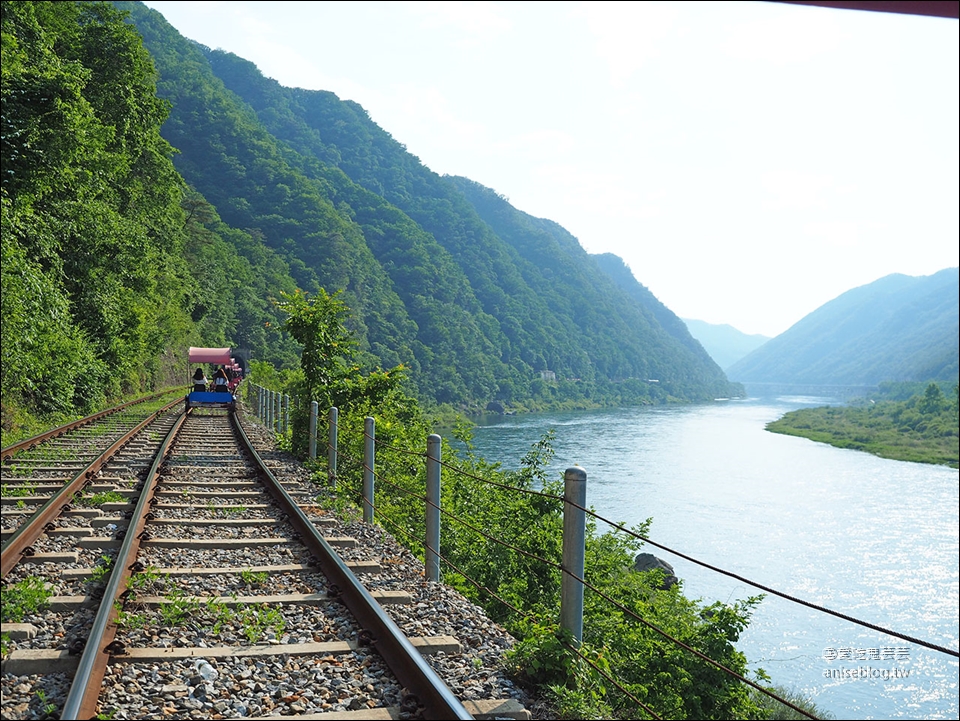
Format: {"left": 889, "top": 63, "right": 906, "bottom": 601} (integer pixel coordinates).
{"left": 363, "top": 416, "right": 375, "bottom": 524}
{"left": 283, "top": 394, "right": 289, "bottom": 434}
{"left": 309, "top": 401, "right": 318, "bottom": 460}
{"left": 274, "top": 392, "right": 281, "bottom": 433}
{"left": 426, "top": 434, "right": 441, "bottom": 582}
{"left": 561, "top": 466, "right": 586, "bottom": 646}
{"left": 328, "top": 407, "right": 338, "bottom": 489}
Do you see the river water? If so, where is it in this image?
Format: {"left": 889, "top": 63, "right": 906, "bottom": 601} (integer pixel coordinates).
{"left": 463, "top": 395, "right": 959, "bottom": 720}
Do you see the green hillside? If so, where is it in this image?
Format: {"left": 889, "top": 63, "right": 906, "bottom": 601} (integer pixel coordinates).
{"left": 449, "top": 190, "right": 737, "bottom": 399}
{"left": 116, "top": 2, "right": 739, "bottom": 405}
{"left": 194, "top": 41, "right": 739, "bottom": 402}
{"left": 2, "top": 0, "right": 742, "bottom": 440}
{"left": 727, "top": 269, "right": 959, "bottom": 386}
{"left": 2, "top": 0, "right": 299, "bottom": 429}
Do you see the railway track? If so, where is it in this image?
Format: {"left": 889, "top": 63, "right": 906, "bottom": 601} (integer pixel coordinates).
{"left": 1, "top": 402, "right": 532, "bottom": 720}
{"left": 1, "top": 393, "right": 187, "bottom": 576}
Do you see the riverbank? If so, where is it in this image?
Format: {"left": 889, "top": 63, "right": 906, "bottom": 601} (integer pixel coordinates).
{"left": 765, "top": 399, "right": 959, "bottom": 468}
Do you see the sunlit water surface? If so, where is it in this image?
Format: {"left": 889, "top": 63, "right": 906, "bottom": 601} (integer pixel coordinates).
{"left": 463, "top": 396, "right": 959, "bottom": 720}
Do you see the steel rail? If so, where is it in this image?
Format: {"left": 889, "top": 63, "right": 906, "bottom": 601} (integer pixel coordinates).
{"left": 60, "top": 408, "right": 188, "bottom": 720}
{"left": 1, "top": 388, "right": 180, "bottom": 462}
{"left": 0, "top": 398, "right": 184, "bottom": 577}
{"left": 231, "top": 409, "right": 474, "bottom": 720}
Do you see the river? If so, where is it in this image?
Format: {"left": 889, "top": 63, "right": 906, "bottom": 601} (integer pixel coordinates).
{"left": 462, "top": 395, "right": 959, "bottom": 720}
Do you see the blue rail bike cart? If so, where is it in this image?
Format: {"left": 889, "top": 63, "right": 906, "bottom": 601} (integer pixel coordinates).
{"left": 185, "top": 347, "right": 236, "bottom": 411}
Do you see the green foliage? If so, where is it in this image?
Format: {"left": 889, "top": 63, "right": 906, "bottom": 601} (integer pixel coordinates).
{"left": 261, "top": 284, "right": 769, "bottom": 719}
{"left": 438, "top": 432, "right": 567, "bottom": 622}
{"left": 508, "top": 621, "right": 614, "bottom": 720}
{"left": 2, "top": 0, "right": 195, "bottom": 414}
{"left": 81, "top": 490, "right": 127, "bottom": 506}
{"left": 34, "top": 689, "right": 57, "bottom": 718}
{"left": 277, "top": 287, "right": 419, "bottom": 458}
{"left": 481, "top": 455, "right": 767, "bottom": 720}
{"left": 767, "top": 383, "right": 959, "bottom": 467}
{"left": 918, "top": 382, "right": 946, "bottom": 414}
{"left": 89, "top": 555, "right": 114, "bottom": 585}
{"left": 874, "top": 379, "right": 954, "bottom": 402}
{"left": 235, "top": 602, "right": 285, "bottom": 643}
{"left": 0, "top": 483, "right": 35, "bottom": 497}
{"left": 239, "top": 569, "right": 268, "bottom": 586}
{"left": 278, "top": 289, "right": 358, "bottom": 407}
{"left": 127, "top": 565, "right": 165, "bottom": 593}
{"left": 748, "top": 684, "right": 835, "bottom": 720}
{"left": 108, "top": 2, "right": 744, "bottom": 411}
{"left": 115, "top": 608, "right": 148, "bottom": 630}
{"left": 157, "top": 588, "right": 202, "bottom": 627}
{"left": 1, "top": 576, "right": 52, "bottom": 622}
{"left": 1, "top": 2, "right": 304, "bottom": 439}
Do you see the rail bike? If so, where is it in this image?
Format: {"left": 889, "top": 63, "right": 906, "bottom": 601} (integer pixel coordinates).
{"left": 184, "top": 346, "right": 242, "bottom": 410}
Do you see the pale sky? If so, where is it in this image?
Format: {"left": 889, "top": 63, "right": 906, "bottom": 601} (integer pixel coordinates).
{"left": 141, "top": 1, "right": 959, "bottom": 337}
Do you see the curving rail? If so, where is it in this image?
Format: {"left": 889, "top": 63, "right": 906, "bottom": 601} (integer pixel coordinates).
{"left": 1, "top": 397, "right": 185, "bottom": 577}
{"left": 2, "top": 404, "right": 497, "bottom": 720}
{"left": 0, "top": 389, "right": 181, "bottom": 462}
{"left": 231, "top": 411, "right": 473, "bottom": 721}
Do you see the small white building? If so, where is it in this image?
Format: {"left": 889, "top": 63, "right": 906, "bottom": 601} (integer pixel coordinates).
{"left": 540, "top": 370, "right": 556, "bottom": 381}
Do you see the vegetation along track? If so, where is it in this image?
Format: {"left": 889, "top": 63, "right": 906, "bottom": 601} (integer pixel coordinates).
{"left": 1, "top": 403, "right": 532, "bottom": 720}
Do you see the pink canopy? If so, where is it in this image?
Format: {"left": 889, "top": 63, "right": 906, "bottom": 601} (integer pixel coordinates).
{"left": 189, "top": 347, "right": 232, "bottom": 365}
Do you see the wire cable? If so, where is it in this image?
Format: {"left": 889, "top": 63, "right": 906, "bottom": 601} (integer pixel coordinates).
{"left": 436, "top": 456, "right": 959, "bottom": 658}
{"left": 565, "top": 497, "right": 960, "bottom": 658}
{"left": 561, "top": 565, "right": 819, "bottom": 719}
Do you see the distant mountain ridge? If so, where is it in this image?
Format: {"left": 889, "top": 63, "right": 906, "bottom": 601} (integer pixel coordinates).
{"left": 681, "top": 319, "right": 770, "bottom": 371}
{"left": 727, "top": 269, "right": 959, "bottom": 386}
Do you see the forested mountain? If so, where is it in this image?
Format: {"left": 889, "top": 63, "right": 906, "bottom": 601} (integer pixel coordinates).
{"left": 590, "top": 253, "right": 718, "bottom": 360}
{"left": 446, "top": 186, "right": 735, "bottom": 398}
{"left": 681, "top": 319, "right": 770, "bottom": 371}
{"left": 727, "top": 269, "right": 959, "bottom": 385}
{"left": 2, "top": 0, "right": 740, "bottom": 433}
{"left": 113, "top": 1, "right": 737, "bottom": 405}
{"left": 1, "top": 0, "right": 303, "bottom": 424}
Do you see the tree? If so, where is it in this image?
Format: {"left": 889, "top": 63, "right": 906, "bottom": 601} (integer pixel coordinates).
{"left": 918, "top": 382, "right": 945, "bottom": 415}
{"left": 278, "top": 289, "right": 358, "bottom": 409}
{"left": 276, "top": 288, "right": 415, "bottom": 458}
